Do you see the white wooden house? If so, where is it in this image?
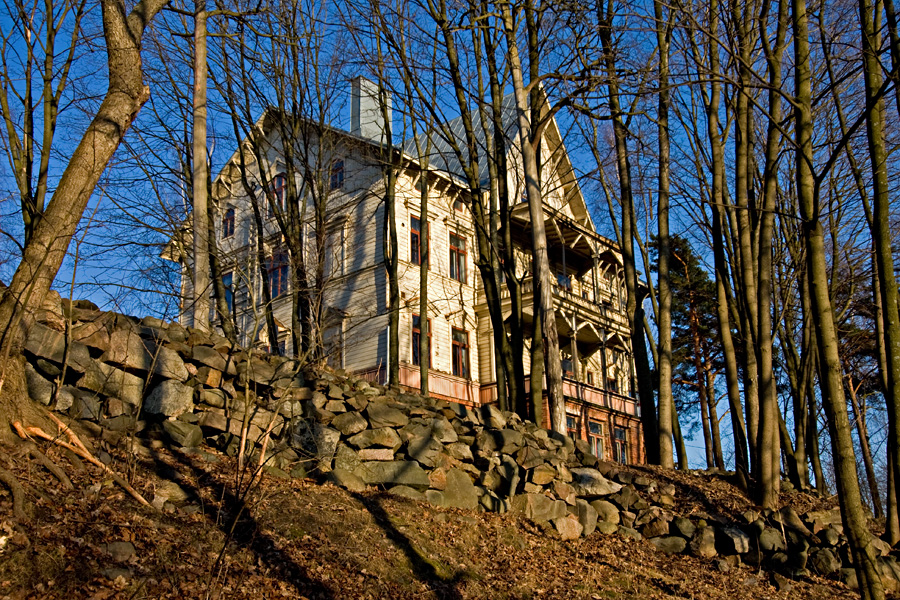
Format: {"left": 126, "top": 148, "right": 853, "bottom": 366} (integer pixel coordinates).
{"left": 173, "top": 78, "right": 645, "bottom": 465}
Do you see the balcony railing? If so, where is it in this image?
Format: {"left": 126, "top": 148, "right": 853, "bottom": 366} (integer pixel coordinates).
{"left": 496, "top": 277, "right": 628, "bottom": 327}
{"left": 359, "top": 364, "right": 480, "bottom": 407}
{"left": 479, "top": 377, "right": 639, "bottom": 416}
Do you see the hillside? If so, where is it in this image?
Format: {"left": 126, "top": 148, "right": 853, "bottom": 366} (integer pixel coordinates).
{"left": 0, "top": 439, "right": 867, "bottom": 599}
{"left": 0, "top": 299, "right": 895, "bottom": 599}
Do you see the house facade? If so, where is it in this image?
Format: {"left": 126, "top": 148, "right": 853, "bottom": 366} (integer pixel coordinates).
{"left": 174, "top": 78, "right": 644, "bottom": 465}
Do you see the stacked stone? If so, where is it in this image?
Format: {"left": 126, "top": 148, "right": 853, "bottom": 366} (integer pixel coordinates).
{"left": 18, "top": 296, "right": 900, "bottom": 592}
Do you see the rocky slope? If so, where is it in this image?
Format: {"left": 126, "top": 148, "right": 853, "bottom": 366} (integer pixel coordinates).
{"left": 7, "top": 295, "right": 900, "bottom": 597}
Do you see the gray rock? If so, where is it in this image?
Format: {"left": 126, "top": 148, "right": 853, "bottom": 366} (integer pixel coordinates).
{"left": 358, "top": 448, "right": 395, "bottom": 461}
{"left": 569, "top": 468, "right": 622, "bottom": 498}
{"left": 618, "top": 526, "right": 642, "bottom": 541}
{"left": 191, "top": 345, "right": 234, "bottom": 374}
{"left": 498, "top": 455, "right": 521, "bottom": 497}
{"left": 425, "top": 489, "right": 446, "bottom": 507}
{"left": 333, "top": 443, "right": 363, "bottom": 473}
{"left": 651, "top": 536, "right": 687, "bottom": 554}
{"left": 77, "top": 362, "right": 144, "bottom": 407}
{"left": 292, "top": 422, "right": 340, "bottom": 472}
{"left": 443, "top": 468, "right": 479, "bottom": 510}
{"left": 771, "top": 572, "right": 793, "bottom": 592}
{"left": 144, "top": 380, "right": 194, "bottom": 417}
{"left": 366, "top": 403, "right": 408, "bottom": 428}
{"left": 758, "top": 527, "right": 786, "bottom": 552}
{"left": 101, "top": 329, "right": 188, "bottom": 381}
{"left": 25, "top": 362, "right": 55, "bottom": 405}
{"left": 716, "top": 526, "right": 750, "bottom": 555}
{"left": 198, "top": 388, "right": 227, "bottom": 408}
{"left": 595, "top": 521, "right": 618, "bottom": 535}
{"left": 574, "top": 499, "right": 599, "bottom": 536}
{"left": 389, "top": 485, "right": 426, "bottom": 501}
{"left": 690, "top": 526, "right": 718, "bottom": 558}
{"left": 328, "top": 467, "right": 367, "bottom": 493}
{"left": 480, "top": 404, "right": 507, "bottom": 429}
{"left": 105, "top": 541, "right": 136, "bottom": 562}
{"left": 590, "top": 500, "right": 620, "bottom": 524}
{"left": 516, "top": 446, "right": 546, "bottom": 469}
{"left": 348, "top": 427, "right": 402, "bottom": 450}
{"left": 163, "top": 420, "right": 203, "bottom": 447}
{"left": 809, "top": 548, "right": 841, "bottom": 575}
{"left": 510, "top": 493, "right": 566, "bottom": 523}
{"left": 530, "top": 464, "right": 557, "bottom": 486}
{"left": 820, "top": 526, "right": 841, "bottom": 547}
{"left": 447, "top": 443, "right": 473, "bottom": 462}
{"left": 609, "top": 485, "right": 640, "bottom": 509}
{"left": 554, "top": 514, "right": 583, "bottom": 540}
{"left": 670, "top": 516, "right": 696, "bottom": 539}
{"left": 25, "top": 322, "right": 92, "bottom": 371}
{"left": 358, "top": 461, "right": 430, "bottom": 489}
{"left": 426, "top": 417, "right": 458, "bottom": 444}
{"left": 331, "top": 411, "right": 368, "bottom": 436}
{"left": 641, "top": 517, "right": 670, "bottom": 539}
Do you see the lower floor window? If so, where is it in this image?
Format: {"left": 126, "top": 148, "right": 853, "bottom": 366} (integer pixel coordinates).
{"left": 613, "top": 426, "right": 628, "bottom": 464}
{"left": 588, "top": 420, "right": 605, "bottom": 459}
{"left": 566, "top": 415, "right": 580, "bottom": 440}
{"left": 451, "top": 327, "right": 469, "bottom": 378}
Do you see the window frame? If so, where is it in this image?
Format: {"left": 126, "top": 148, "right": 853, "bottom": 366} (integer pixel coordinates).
{"left": 330, "top": 159, "right": 344, "bottom": 191}
{"left": 613, "top": 426, "right": 628, "bottom": 464}
{"left": 412, "top": 314, "right": 432, "bottom": 368}
{"left": 267, "top": 173, "right": 287, "bottom": 219}
{"left": 451, "top": 326, "right": 469, "bottom": 378}
{"left": 266, "top": 249, "right": 290, "bottom": 298}
{"left": 449, "top": 232, "right": 467, "bottom": 284}
{"left": 222, "top": 207, "right": 235, "bottom": 239}
{"left": 566, "top": 415, "right": 580, "bottom": 440}
{"left": 588, "top": 420, "right": 606, "bottom": 459}
{"left": 410, "top": 216, "right": 429, "bottom": 267}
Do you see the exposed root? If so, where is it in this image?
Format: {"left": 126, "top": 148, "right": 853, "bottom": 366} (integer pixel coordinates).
{"left": 22, "top": 442, "right": 74, "bottom": 490}
{"left": 0, "top": 464, "right": 26, "bottom": 521}
{"left": 13, "top": 415, "right": 153, "bottom": 509}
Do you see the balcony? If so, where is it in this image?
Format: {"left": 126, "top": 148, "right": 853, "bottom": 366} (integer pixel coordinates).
{"left": 479, "top": 377, "right": 639, "bottom": 417}
{"left": 359, "top": 364, "right": 480, "bottom": 407}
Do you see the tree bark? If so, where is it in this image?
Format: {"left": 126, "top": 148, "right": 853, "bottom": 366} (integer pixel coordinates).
{"left": 191, "top": 0, "right": 211, "bottom": 332}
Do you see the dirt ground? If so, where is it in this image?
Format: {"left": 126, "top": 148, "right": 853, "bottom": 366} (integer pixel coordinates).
{"left": 0, "top": 435, "right": 879, "bottom": 600}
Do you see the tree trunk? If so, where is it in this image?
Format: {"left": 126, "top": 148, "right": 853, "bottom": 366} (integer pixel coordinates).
{"left": 860, "top": 0, "right": 900, "bottom": 546}
{"left": 0, "top": 0, "right": 170, "bottom": 434}
{"left": 849, "top": 383, "right": 884, "bottom": 518}
{"left": 794, "top": 0, "right": 883, "bottom": 594}
{"left": 502, "top": 3, "right": 565, "bottom": 434}
{"left": 191, "top": 0, "right": 210, "bottom": 332}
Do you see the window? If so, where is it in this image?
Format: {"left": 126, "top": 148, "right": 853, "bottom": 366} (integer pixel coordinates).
{"left": 588, "top": 421, "right": 606, "bottom": 459}
{"left": 450, "top": 233, "right": 467, "bottom": 284}
{"left": 607, "top": 376, "right": 619, "bottom": 394}
{"left": 222, "top": 208, "right": 235, "bottom": 238}
{"left": 266, "top": 250, "right": 289, "bottom": 297}
{"left": 410, "top": 216, "right": 429, "bottom": 266}
{"left": 325, "top": 224, "right": 346, "bottom": 278}
{"left": 267, "top": 174, "right": 286, "bottom": 218}
{"left": 222, "top": 272, "right": 234, "bottom": 312}
{"left": 556, "top": 271, "right": 572, "bottom": 291}
{"left": 330, "top": 159, "right": 344, "bottom": 190}
{"left": 412, "top": 314, "right": 431, "bottom": 367}
{"left": 451, "top": 327, "right": 469, "bottom": 378}
{"left": 586, "top": 370, "right": 594, "bottom": 386}
{"left": 566, "top": 415, "right": 580, "bottom": 440}
{"left": 324, "top": 321, "right": 343, "bottom": 369}
{"left": 561, "top": 358, "right": 574, "bottom": 378}
{"left": 453, "top": 198, "right": 464, "bottom": 211}
{"left": 613, "top": 426, "right": 628, "bottom": 464}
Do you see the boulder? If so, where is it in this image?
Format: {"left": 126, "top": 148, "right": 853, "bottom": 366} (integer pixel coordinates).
{"left": 102, "top": 329, "right": 189, "bottom": 381}
{"left": 480, "top": 404, "right": 507, "bottom": 429}
{"left": 670, "top": 516, "right": 696, "bottom": 539}
{"left": 328, "top": 468, "right": 367, "bottom": 493}
{"left": 348, "top": 427, "right": 402, "bottom": 450}
{"left": 809, "top": 548, "right": 841, "bottom": 575}
{"left": 496, "top": 429, "right": 525, "bottom": 454}
{"left": 569, "top": 468, "right": 622, "bottom": 498}
{"left": 758, "top": 527, "right": 786, "bottom": 553}
{"left": 163, "top": 419, "right": 203, "bottom": 447}
{"left": 25, "top": 362, "right": 55, "bottom": 405}
{"left": 331, "top": 411, "right": 368, "bottom": 436}
{"left": 516, "top": 446, "right": 546, "bottom": 470}
{"left": 334, "top": 443, "right": 364, "bottom": 474}
{"left": 294, "top": 423, "right": 341, "bottom": 472}
{"left": 554, "top": 514, "right": 583, "bottom": 541}
{"left": 144, "top": 380, "right": 195, "bottom": 417}
{"left": 407, "top": 435, "right": 444, "bottom": 468}
{"left": 590, "top": 500, "right": 620, "bottom": 524}
{"left": 574, "top": 499, "right": 599, "bottom": 536}
{"left": 690, "top": 526, "right": 717, "bottom": 558}
{"left": 510, "top": 493, "right": 566, "bottom": 523}
{"left": 530, "top": 464, "right": 557, "bottom": 486}
{"left": 191, "top": 345, "right": 234, "bottom": 374}
{"left": 358, "top": 461, "right": 430, "bottom": 489}
{"left": 25, "top": 322, "right": 92, "bottom": 371}
{"left": 651, "top": 536, "right": 687, "bottom": 554}
{"left": 443, "top": 468, "right": 479, "bottom": 510}
{"left": 77, "top": 362, "right": 144, "bottom": 407}
{"left": 641, "top": 517, "right": 670, "bottom": 539}
{"left": 716, "top": 526, "right": 750, "bottom": 555}
{"left": 389, "top": 485, "right": 426, "bottom": 501}
{"left": 366, "top": 403, "right": 409, "bottom": 429}
{"left": 609, "top": 485, "right": 640, "bottom": 509}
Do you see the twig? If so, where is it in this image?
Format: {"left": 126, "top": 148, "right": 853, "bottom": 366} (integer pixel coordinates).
{"left": 13, "top": 419, "right": 153, "bottom": 509}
